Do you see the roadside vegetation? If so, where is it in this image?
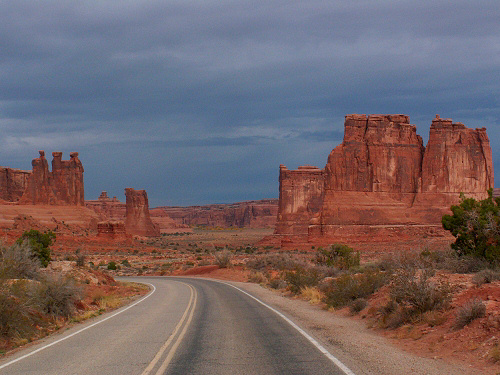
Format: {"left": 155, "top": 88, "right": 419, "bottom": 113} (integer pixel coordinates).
{"left": 0, "top": 230, "right": 148, "bottom": 354}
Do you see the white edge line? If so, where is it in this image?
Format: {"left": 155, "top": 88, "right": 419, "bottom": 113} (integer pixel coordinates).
{"left": 211, "top": 279, "right": 357, "bottom": 375}
{"left": 0, "top": 282, "right": 156, "bottom": 371}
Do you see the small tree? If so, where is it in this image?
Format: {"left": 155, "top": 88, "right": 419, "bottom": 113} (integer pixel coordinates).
{"left": 16, "top": 230, "right": 55, "bottom": 267}
{"left": 442, "top": 189, "right": 500, "bottom": 262}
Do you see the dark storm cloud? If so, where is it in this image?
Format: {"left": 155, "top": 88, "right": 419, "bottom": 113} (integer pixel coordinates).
{"left": 0, "top": 0, "right": 499, "bottom": 205}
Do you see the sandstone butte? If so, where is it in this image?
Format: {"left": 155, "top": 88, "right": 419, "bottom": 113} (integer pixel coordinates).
{"left": 0, "top": 152, "right": 169, "bottom": 238}
{"left": 124, "top": 188, "right": 161, "bottom": 237}
{"left": 86, "top": 191, "right": 192, "bottom": 235}
{"left": 0, "top": 151, "right": 98, "bottom": 232}
{"left": 267, "top": 114, "right": 495, "bottom": 249}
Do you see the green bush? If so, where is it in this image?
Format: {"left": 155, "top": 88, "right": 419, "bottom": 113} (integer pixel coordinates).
{"left": 454, "top": 298, "right": 486, "bottom": 329}
{"left": 316, "top": 244, "right": 360, "bottom": 270}
{"left": 323, "top": 271, "right": 388, "bottom": 308}
{"left": 284, "top": 266, "right": 322, "bottom": 294}
{"left": 107, "top": 261, "right": 117, "bottom": 270}
{"left": 442, "top": 190, "right": 500, "bottom": 262}
{"left": 16, "top": 230, "right": 55, "bottom": 267}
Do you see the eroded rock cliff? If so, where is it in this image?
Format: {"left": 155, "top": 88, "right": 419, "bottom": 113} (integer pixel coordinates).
{"left": 271, "top": 114, "right": 494, "bottom": 248}
{"left": 158, "top": 199, "right": 278, "bottom": 228}
{"left": 16, "top": 151, "right": 85, "bottom": 206}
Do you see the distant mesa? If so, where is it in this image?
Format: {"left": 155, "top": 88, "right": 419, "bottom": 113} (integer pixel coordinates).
{"left": 156, "top": 199, "right": 279, "bottom": 229}
{"left": 266, "top": 114, "right": 495, "bottom": 248}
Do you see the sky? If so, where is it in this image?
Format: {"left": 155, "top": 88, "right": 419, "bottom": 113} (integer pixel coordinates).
{"left": 0, "top": 0, "right": 499, "bottom": 207}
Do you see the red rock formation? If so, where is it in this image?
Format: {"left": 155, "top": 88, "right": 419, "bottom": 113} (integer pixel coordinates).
{"left": 51, "top": 152, "right": 85, "bottom": 205}
{"left": 158, "top": 199, "right": 278, "bottom": 228}
{"left": 86, "top": 192, "right": 191, "bottom": 234}
{"left": 86, "top": 191, "right": 126, "bottom": 221}
{"left": 124, "top": 188, "right": 160, "bottom": 237}
{"left": 271, "top": 114, "right": 494, "bottom": 248}
{"left": 494, "top": 188, "right": 500, "bottom": 198}
{"left": 97, "top": 221, "right": 126, "bottom": 239}
{"left": 0, "top": 167, "right": 31, "bottom": 202}
{"left": 18, "top": 151, "right": 84, "bottom": 205}
{"left": 274, "top": 166, "right": 324, "bottom": 238}
{"left": 421, "top": 115, "right": 493, "bottom": 195}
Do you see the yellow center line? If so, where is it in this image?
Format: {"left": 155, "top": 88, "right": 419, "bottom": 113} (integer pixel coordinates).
{"left": 140, "top": 282, "right": 196, "bottom": 375}
{"left": 154, "top": 284, "right": 198, "bottom": 375}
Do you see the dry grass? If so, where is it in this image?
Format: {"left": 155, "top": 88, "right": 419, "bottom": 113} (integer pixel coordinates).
{"left": 300, "top": 286, "right": 323, "bottom": 304}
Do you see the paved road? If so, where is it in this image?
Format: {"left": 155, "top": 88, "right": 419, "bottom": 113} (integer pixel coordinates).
{"left": 0, "top": 277, "right": 353, "bottom": 375}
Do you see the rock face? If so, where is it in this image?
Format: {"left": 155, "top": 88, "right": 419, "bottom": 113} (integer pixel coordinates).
{"left": 494, "top": 188, "right": 500, "bottom": 198}
{"left": 124, "top": 188, "right": 161, "bottom": 237}
{"left": 275, "top": 166, "right": 324, "bottom": 236}
{"left": 97, "top": 221, "right": 126, "bottom": 239}
{"left": 86, "top": 191, "right": 126, "bottom": 221}
{"left": 272, "top": 114, "right": 494, "bottom": 248}
{"left": 158, "top": 199, "right": 279, "bottom": 228}
{"left": 15, "top": 151, "right": 85, "bottom": 205}
{"left": 0, "top": 168, "right": 31, "bottom": 202}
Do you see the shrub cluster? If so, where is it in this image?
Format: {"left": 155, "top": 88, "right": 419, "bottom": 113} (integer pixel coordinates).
{"left": 323, "top": 271, "right": 388, "bottom": 308}
{"left": 214, "top": 249, "right": 232, "bottom": 268}
{"left": 454, "top": 298, "right": 486, "bottom": 329}
{"left": 284, "top": 266, "right": 322, "bottom": 294}
{"left": 316, "top": 244, "right": 360, "bottom": 270}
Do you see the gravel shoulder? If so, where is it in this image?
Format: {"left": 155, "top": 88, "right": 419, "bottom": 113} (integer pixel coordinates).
{"left": 228, "top": 280, "right": 478, "bottom": 375}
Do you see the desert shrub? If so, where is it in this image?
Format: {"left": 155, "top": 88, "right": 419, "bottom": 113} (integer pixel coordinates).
{"left": 246, "top": 253, "right": 297, "bottom": 271}
{"left": 247, "top": 271, "right": 268, "bottom": 284}
{"left": 284, "top": 266, "right": 322, "bottom": 294}
{"left": 349, "top": 298, "right": 368, "bottom": 315}
{"left": 0, "top": 242, "right": 41, "bottom": 280}
{"left": 16, "top": 230, "right": 55, "bottom": 267}
{"left": 76, "top": 254, "right": 86, "bottom": 267}
{"left": 390, "top": 268, "right": 451, "bottom": 315}
{"left": 421, "top": 311, "right": 448, "bottom": 327}
{"left": 439, "top": 254, "right": 491, "bottom": 274}
{"left": 380, "top": 303, "right": 410, "bottom": 329}
{"left": 454, "top": 298, "right": 486, "bottom": 329}
{"left": 121, "top": 259, "right": 131, "bottom": 267}
{"left": 107, "top": 261, "right": 117, "bottom": 270}
{"left": 214, "top": 249, "right": 232, "bottom": 268}
{"left": 472, "top": 269, "right": 500, "bottom": 286}
{"left": 31, "top": 275, "right": 82, "bottom": 317}
{"left": 442, "top": 190, "right": 500, "bottom": 262}
{"left": 269, "top": 278, "right": 287, "bottom": 289}
{"left": 0, "top": 281, "right": 37, "bottom": 338}
{"left": 316, "top": 244, "right": 360, "bottom": 270}
{"left": 323, "top": 271, "right": 388, "bottom": 308}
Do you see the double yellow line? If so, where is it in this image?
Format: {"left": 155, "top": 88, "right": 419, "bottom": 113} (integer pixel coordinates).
{"left": 140, "top": 282, "right": 197, "bottom": 375}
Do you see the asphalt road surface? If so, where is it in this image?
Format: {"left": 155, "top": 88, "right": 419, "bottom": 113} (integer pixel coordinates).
{"left": 0, "top": 277, "right": 354, "bottom": 375}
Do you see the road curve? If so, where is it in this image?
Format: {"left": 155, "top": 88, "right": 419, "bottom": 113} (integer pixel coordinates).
{"left": 0, "top": 277, "right": 351, "bottom": 375}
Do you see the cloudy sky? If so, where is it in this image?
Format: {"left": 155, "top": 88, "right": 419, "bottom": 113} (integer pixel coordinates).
{"left": 1, "top": 1, "right": 499, "bottom": 207}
